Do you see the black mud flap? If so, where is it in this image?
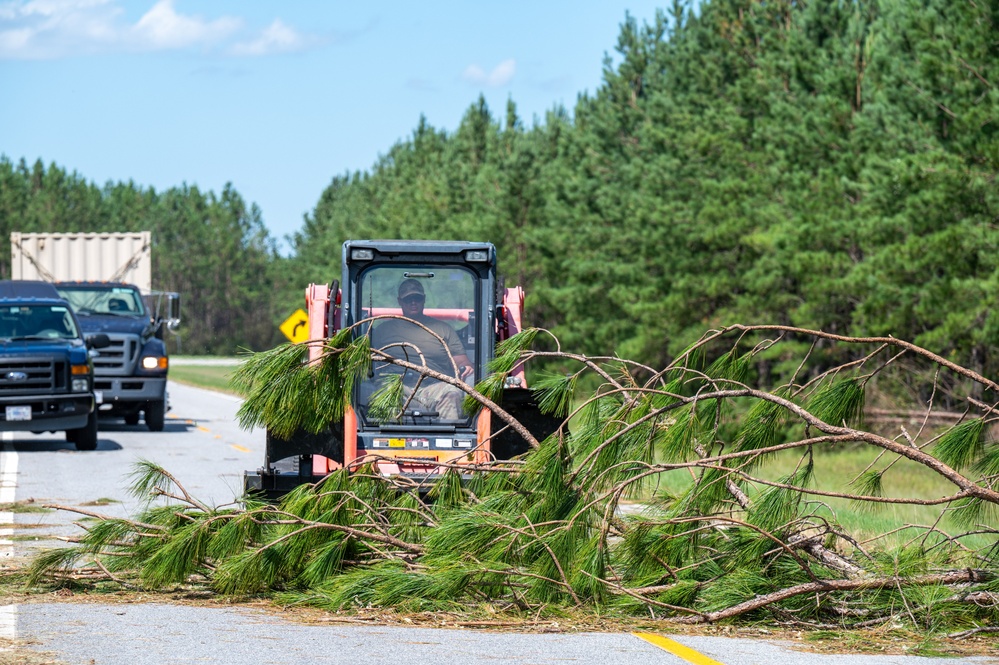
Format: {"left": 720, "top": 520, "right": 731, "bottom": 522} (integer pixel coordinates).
{"left": 244, "top": 424, "right": 345, "bottom": 501}
{"left": 491, "top": 387, "right": 564, "bottom": 460}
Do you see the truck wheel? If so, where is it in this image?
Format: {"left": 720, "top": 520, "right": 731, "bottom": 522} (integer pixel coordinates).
{"left": 145, "top": 400, "right": 166, "bottom": 432}
{"left": 70, "top": 412, "right": 99, "bottom": 451}
{"left": 124, "top": 412, "right": 140, "bottom": 426}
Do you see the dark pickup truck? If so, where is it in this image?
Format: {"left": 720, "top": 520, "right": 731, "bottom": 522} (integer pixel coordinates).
{"left": 0, "top": 281, "right": 109, "bottom": 450}
{"left": 56, "top": 281, "right": 174, "bottom": 431}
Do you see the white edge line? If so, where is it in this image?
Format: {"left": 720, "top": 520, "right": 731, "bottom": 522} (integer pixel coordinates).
{"left": 0, "top": 432, "right": 17, "bottom": 643}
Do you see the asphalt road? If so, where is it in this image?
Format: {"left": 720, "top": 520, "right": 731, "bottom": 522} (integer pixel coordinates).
{"left": 2, "top": 382, "right": 995, "bottom": 665}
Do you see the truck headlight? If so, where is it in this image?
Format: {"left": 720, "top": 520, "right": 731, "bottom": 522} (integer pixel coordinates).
{"left": 70, "top": 364, "right": 90, "bottom": 392}
{"left": 142, "top": 356, "right": 168, "bottom": 370}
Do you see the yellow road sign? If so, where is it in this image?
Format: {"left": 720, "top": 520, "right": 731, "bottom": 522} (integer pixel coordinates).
{"left": 280, "top": 308, "right": 310, "bottom": 343}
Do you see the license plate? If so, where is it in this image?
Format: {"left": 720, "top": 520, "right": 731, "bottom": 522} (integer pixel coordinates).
{"left": 94, "top": 390, "right": 103, "bottom": 404}
{"left": 6, "top": 406, "right": 31, "bottom": 421}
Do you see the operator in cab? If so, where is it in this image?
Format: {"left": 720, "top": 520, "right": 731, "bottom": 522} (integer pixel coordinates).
{"left": 370, "top": 278, "right": 473, "bottom": 420}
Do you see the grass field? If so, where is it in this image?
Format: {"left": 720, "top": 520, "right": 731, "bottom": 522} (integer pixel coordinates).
{"left": 168, "top": 360, "right": 242, "bottom": 395}
{"left": 652, "top": 444, "right": 989, "bottom": 551}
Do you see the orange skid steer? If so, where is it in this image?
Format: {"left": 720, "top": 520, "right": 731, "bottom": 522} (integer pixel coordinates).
{"left": 244, "top": 240, "right": 559, "bottom": 499}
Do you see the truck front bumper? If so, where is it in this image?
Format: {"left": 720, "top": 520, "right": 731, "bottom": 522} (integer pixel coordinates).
{"left": 0, "top": 394, "right": 93, "bottom": 432}
{"left": 94, "top": 376, "right": 166, "bottom": 407}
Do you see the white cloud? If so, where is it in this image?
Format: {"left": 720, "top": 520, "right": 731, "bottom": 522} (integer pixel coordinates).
{"left": 0, "top": 0, "right": 121, "bottom": 58}
{"left": 129, "top": 0, "right": 240, "bottom": 50}
{"left": 462, "top": 58, "right": 516, "bottom": 88}
{"left": 0, "top": 25, "right": 31, "bottom": 50}
{"left": 9, "top": 0, "right": 112, "bottom": 20}
{"left": 0, "top": 0, "right": 317, "bottom": 60}
{"left": 229, "top": 18, "right": 309, "bottom": 57}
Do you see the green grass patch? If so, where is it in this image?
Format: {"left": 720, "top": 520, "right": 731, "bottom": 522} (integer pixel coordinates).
{"left": 652, "top": 444, "right": 990, "bottom": 550}
{"left": 767, "top": 445, "right": 982, "bottom": 546}
{"left": 0, "top": 502, "right": 51, "bottom": 514}
{"left": 79, "top": 498, "right": 120, "bottom": 507}
{"left": 169, "top": 364, "right": 243, "bottom": 396}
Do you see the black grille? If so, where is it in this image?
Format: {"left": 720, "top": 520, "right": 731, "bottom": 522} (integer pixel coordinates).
{"left": 0, "top": 357, "right": 65, "bottom": 395}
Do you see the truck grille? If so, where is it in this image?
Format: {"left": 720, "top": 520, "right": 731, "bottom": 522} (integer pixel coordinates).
{"left": 0, "top": 357, "right": 65, "bottom": 395}
{"left": 93, "top": 334, "right": 140, "bottom": 375}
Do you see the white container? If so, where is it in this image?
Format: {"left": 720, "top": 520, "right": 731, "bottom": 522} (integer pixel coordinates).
{"left": 10, "top": 231, "right": 152, "bottom": 293}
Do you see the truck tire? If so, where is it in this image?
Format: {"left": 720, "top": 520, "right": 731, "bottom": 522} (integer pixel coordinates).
{"left": 124, "top": 412, "right": 140, "bottom": 426}
{"left": 69, "top": 412, "right": 99, "bottom": 451}
{"left": 145, "top": 400, "right": 166, "bottom": 432}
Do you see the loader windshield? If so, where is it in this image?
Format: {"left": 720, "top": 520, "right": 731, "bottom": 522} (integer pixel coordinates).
{"left": 357, "top": 265, "right": 478, "bottom": 426}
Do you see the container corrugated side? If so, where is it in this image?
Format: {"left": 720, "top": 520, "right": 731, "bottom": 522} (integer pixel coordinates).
{"left": 10, "top": 232, "right": 152, "bottom": 293}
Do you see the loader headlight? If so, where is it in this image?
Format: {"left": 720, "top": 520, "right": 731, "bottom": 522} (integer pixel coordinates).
{"left": 464, "top": 249, "right": 489, "bottom": 262}
{"left": 351, "top": 248, "right": 374, "bottom": 261}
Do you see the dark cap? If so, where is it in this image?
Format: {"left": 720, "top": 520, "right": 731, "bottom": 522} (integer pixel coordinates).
{"left": 398, "top": 279, "right": 425, "bottom": 299}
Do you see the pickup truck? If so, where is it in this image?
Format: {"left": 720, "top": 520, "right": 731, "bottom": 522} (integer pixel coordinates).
{"left": 0, "top": 281, "right": 109, "bottom": 450}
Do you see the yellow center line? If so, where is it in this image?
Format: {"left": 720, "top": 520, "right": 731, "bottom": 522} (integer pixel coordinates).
{"left": 632, "top": 633, "right": 726, "bottom": 665}
{"left": 184, "top": 420, "right": 249, "bottom": 453}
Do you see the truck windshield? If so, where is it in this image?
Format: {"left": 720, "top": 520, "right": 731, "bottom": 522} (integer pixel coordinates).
{"left": 356, "top": 265, "right": 478, "bottom": 426}
{"left": 56, "top": 286, "right": 147, "bottom": 317}
{"left": 0, "top": 305, "right": 79, "bottom": 340}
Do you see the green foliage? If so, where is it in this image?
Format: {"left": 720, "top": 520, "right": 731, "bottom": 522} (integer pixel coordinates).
{"left": 15, "top": 0, "right": 999, "bottom": 636}
{"left": 232, "top": 329, "right": 369, "bottom": 437}
{"left": 807, "top": 379, "right": 866, "bottom": 429}
{"left": 367, "top": 374, "right": 405, "bottom": 421}
{"left": 532, "top": 372, "right": 578, "bottom": 419}
{"left": 274, "top": 0, "right": 999, "bottom": 394}
{"left": 656, "top": 402, "right": 701, "bottom": 463}
{"left": 3, "top": 0, "right": 998, "bottom": 381}
{"left": 933, "top": 418, "right": 987, "bottom": 472}
{"left": 0, "top": 158, "right": 285, "bottom": 354}
{"left": 27, "top": 327, "right": 999, "bottom": 635}
{"left": 852, "top": 470, "right": 885, "bottom": 498}
{"left": 734, "top": 393, "right": 789, "bottom": 462}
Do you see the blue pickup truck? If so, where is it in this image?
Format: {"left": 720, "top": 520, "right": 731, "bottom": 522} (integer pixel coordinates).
{"left": 0, "top": 281, "right": 109, "bottom": 450}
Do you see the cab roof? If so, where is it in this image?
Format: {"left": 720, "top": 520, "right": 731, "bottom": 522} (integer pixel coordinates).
{"left": 54, "top": 281, "right": 138, "bottom": 289}
{"left": 0, "top": 280, "right": 65, "bottom": 302}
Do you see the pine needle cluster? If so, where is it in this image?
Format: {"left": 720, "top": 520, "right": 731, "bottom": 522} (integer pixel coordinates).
{"left": 28, "top": 325, "right": 999, "bottom": 635}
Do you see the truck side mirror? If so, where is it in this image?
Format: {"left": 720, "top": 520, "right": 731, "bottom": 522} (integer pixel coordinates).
{"left": 166, "top": 292, "right": 181, "bottom": 332}
{"left": 86, "top": 333, "right": 111, "bottom": 350}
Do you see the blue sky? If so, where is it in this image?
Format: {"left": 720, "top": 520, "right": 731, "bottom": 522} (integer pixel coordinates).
{"left": 1, "top": 1, "right": 667, "bottom": 252}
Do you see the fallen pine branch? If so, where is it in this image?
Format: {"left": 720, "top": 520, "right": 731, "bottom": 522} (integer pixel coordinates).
{"left": 672, "top": 571, "right": 991, "bottom": 624}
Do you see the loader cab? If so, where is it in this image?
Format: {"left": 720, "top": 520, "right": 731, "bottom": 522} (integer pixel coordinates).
{"left": 343, "top": 241, "right": 497, "bottom": 430}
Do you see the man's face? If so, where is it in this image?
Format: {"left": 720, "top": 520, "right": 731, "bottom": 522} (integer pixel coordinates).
{"left": 399, "top": 292, "right": 425, "bottom": 317}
